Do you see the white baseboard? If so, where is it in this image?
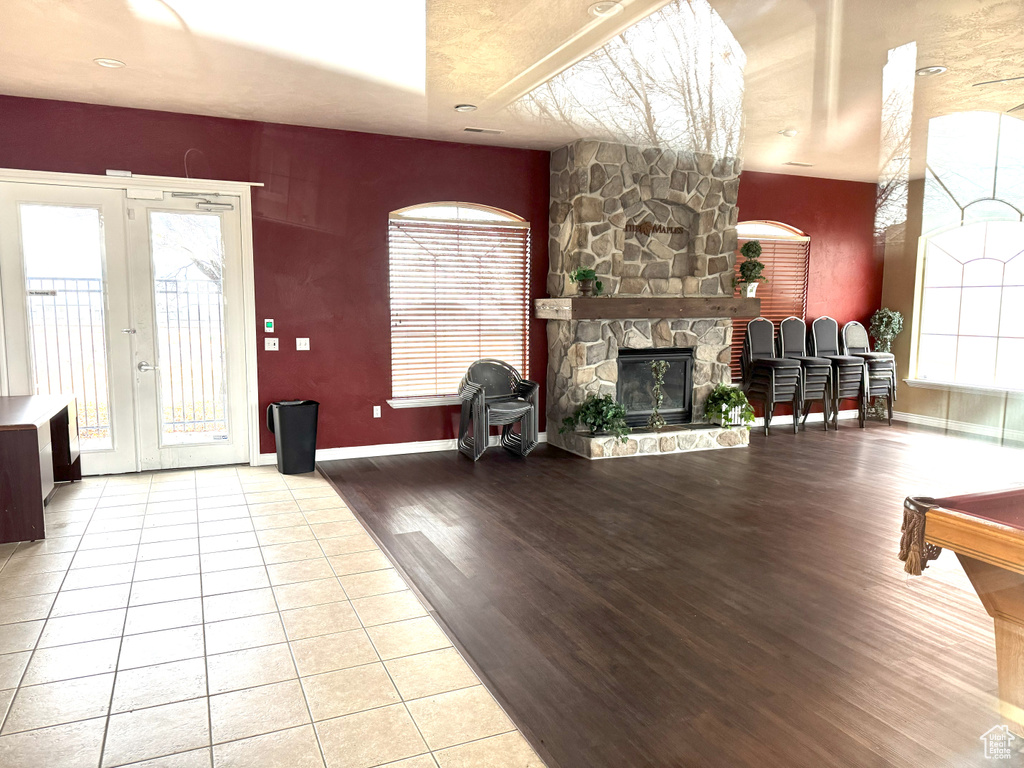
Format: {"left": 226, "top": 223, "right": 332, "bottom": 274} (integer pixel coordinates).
{"left": 894, "top": 411, "right": 1024, "bottom": 443}
{"left": 257, "top": 431, "right": 549, "bottom": 465}
{"left": 751, "top": 409, "right": 859, "bottom": 428}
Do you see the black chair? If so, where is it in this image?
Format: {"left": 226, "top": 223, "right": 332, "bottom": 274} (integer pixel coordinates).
{"left": 843, "top": 321, "right": 897, "bottom": 426}
{"left": 778, "top": 316, "right": 832, "bottom": 430}
{"left": 458, "top": 359, "right": 539, "bottom": 460}
{"left": 742, "top": 318, "right": 803, "bottom": 435}
{"left": 810, "top": 316, "right": 866, "bottom": 428}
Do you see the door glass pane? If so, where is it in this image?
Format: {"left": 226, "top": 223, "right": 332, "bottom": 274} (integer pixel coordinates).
{"left": 150, "top": 211, "right": 229, "bottom": 445}
{"left": 20, "top": 204, "right": 111, "bottom": 450}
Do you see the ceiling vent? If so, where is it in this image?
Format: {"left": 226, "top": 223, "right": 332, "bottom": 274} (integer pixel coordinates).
{"left": 463, "top": 127, "right": 504, "bottom": 134}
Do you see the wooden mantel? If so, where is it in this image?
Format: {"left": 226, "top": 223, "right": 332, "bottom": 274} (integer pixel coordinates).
{"left": 534, "top": 296, "right": 761, "bottom": 321}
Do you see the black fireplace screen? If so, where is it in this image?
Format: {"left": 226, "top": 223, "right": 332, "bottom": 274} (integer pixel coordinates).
{"left": 616, "top": 348, "right": 694, "bottom": 427}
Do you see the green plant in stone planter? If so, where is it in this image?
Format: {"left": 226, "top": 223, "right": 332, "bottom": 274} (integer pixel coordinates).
{"left": 569, "top": 267, "right": 604, "bottom": 297}
{"left": 560, "top": 394, "right": 630, "bottom": 442}
{"left": 703, "top": 384, "right": 754, "bottom": 427}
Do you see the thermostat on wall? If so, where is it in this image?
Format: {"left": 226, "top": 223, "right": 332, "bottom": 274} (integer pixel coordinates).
{"left": 264, "top": 319, "right": 274, "bottom": 332}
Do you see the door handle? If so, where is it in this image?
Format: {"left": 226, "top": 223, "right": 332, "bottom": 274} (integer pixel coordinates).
{"left": 121, "top": 328, "right": 137, "bottom": 334}
{"left": 137, "top": 361, "right": 158, "bottom": 372}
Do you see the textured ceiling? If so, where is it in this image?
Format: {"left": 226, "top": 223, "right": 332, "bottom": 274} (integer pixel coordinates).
{"left": 0, "top": 0, "right": 1022, "bottom": 182}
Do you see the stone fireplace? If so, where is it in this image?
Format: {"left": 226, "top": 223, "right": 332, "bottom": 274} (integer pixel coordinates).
{"left": 539, "top": 139, "right": 756, "bottom": 459}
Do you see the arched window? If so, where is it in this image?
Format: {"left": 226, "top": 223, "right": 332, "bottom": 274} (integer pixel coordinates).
{"left": 916, "top": 220, "right": 1024, "bottom": 387}
{"left": 729, "top": 220, "right": 811, "bottom": 379}
{"left": 914, "top": 111, "right": 1024, "bottom": 388}
{"left": 388, "top": 202, "right": 531, "bottom": 402}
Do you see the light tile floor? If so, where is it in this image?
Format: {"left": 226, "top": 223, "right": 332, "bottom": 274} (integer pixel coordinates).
{"left": 0, "top": 466, "right": 546, "bottom": 768}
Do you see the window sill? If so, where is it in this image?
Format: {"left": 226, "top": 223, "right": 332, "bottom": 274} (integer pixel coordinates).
{"left": 387, "top": 395, "right": 461, "bottom": 409}
{"left": 903, "top": 379, "right": 1024, "bottom": 397}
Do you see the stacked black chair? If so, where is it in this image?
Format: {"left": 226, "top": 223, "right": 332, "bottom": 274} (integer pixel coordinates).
{"left": 777, "top": 316, "right": 832, "bottom": 430}
{"left": 458, "top": 359, "right": 539, "bottom": 460}
{"left": 810, "top": 316, "right": 866, "bottom": 428}
{"left": 843, "top": 320, "right": 897, "bottom": 426}
{"left": 742, "top": 317, "right": 803, "bottom": 435}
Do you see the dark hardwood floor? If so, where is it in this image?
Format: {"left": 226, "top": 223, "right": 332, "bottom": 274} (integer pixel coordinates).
{"left": 320, "top": 425, "right": 1024, "bottom": 768}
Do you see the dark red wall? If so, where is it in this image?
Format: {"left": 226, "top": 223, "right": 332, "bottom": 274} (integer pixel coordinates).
{"left": 737, "top": 170, "right": 881, "bottom": 325}
{"left": 0, "top": 96, "right": 549, "bottom": 452}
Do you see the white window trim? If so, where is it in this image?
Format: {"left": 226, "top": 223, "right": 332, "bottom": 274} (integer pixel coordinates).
{"left": 387, "top": 395, "right": 462, "bottom": 409}
{"left": 0, "top": 167, "right": 265, "bottom": 466}
{"left": 903, "top": 378, "right": 1024, "bottom": 397}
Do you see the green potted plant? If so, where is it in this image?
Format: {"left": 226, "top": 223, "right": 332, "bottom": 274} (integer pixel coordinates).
{"left": 736, "top": 240, "right": 767, "bottom": 298}
{"left": 704, "top": 383, "right": 754, "bottom": 427}
{"left": 569, "top": 267, "right": 604, "bottom": 297}
{"left": 560, "top": 394, "right": 630, "bottom": 442}
{"left": 869, "top": 307, "right": 904, "bottom": 353}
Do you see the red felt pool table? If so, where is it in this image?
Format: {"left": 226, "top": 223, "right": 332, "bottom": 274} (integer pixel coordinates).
{"left": 903, "top": 488, "right": 1024, "bottom": 734}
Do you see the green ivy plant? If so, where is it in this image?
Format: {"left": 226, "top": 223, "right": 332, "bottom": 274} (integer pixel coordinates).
{"left": 560, "top": 394, "right": 630, "bottom": 442}
{"left": 869, "top": 307, "right": 904, "bottom": 353}
{"left": 569, "top": 267, "right": 604, "bottom": 296}
{"left": 647, "top": 359, "right": 669, "bottom": 430}
{"left": 737, "top": 239, "right": 767, "bottom": 286}
{"left": 703, "top": 384, "right": 754, "bottom": 426}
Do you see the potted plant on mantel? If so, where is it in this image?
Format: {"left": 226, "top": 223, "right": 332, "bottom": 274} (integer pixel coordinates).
{"left": 704, "top": 384, "right": 755, "bottom": 428}
{"left": 736, "top": 240, "right": 767, "bottom": 297}
{"left": 560, "top": 394, "right": 630, "bottom": 443}
{"left": 569, "top": 267, "right": 604, "bottom": 297}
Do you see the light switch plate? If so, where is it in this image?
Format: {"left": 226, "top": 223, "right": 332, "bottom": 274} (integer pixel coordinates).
{"left": 265, "top": 337, "right": 279, "bottom": 351}
{"left": 264, "top": 319, "right": 274, "bottom": 332}
{"left": 296, "top": 338, "right": 310, "bottom": 351}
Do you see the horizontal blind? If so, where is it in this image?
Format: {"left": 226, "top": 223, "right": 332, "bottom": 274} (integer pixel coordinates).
{"left": 389, "top": 218, "right": 530, "bottom": 399}
{"left": 730, "top": 238, "right": 810, "bottom": 379}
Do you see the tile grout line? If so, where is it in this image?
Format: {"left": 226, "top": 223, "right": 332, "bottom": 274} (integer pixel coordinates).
{"left": 197, "top": 469, "right": 215, "bottom": 768}
{"left": 95, "top": 473, "right": 152, "bottom": 768}
{"left": 247, "top": 474, "right": 330, "bottom": 768}
{"left": 0, "top": 478, "right": 107, "bottom": 737}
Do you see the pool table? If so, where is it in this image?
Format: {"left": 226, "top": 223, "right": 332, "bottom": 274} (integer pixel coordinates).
{"left": 903, "top": 488, "right": 1024, "bottom": 734}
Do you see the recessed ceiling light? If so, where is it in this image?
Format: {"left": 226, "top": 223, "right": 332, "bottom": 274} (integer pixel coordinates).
{"left": 588, "top": 1, "right": 623, "bottom": 17}
{"left": 454, "top": 104, "right": 477, "bottom": 113}
{"left": 778, "top": 128, "right": 798, "bottom": 138}
{"left": 916, "top": 65, "right": 947, "bottom": 77}
{"left": 94, "top": 58, "right": 126, "bottom": 68}
{"left": 784, "top": 161, "right": 814, "bottom": 167}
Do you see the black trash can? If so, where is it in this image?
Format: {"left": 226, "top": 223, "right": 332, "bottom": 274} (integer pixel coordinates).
{"left": 267, "top": 400, "right": 319, "bottom": 474}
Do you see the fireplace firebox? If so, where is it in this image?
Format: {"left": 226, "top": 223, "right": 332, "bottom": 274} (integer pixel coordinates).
{"left": 616, "top": 348, "right": 694, "bottom": 428}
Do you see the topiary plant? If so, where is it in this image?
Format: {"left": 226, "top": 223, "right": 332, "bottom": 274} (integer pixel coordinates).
{"left": 737, "top": 239, "right": 767, "bottom": 285}
{"left": 560, "top": 394, "right": 630, "bottom": 442}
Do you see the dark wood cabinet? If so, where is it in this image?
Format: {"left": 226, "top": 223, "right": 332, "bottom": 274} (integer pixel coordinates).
{"left": 0, "top": 395, "right": 82, "bottom": 544}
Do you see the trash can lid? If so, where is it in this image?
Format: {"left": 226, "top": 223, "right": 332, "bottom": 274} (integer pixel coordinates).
{"left": 273, "top": 400, "right": 319, "bottom": 407}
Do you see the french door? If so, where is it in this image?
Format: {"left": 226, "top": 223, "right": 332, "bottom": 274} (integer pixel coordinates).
{"left": 0, "top": 182, "right": 250, "bottom": 474}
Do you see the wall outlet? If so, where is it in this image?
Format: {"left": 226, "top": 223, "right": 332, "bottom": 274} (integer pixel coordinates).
{"left": 296, "top": 337, "right": 310, "bottom": 351}
{"left": 264, "top": 337, "right": 279, "bottom": 351}
{"left": 373, "top": 405, "right": 382, "bottom": 418}
{"left": 264, "top": 319, "right": 274, "bottom": 332}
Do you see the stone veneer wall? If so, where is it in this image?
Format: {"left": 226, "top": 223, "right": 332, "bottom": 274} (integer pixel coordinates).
{"left": 545, "top": 139, "right": 742, "bottom": 441}
{"left": 547, "top": 140, "right": 741, "bottom": 298}
{"left": 545, "top": 316, "right": 733, "bottom": 445}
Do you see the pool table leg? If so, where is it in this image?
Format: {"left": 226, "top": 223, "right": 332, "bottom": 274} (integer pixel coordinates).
{"left": 957, "top": 554, "right": 1024, "bottom": 736}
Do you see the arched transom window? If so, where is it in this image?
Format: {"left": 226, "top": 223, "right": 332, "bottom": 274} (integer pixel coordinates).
{"left": 388, "top": 202, "right": 530, "bottom": 401}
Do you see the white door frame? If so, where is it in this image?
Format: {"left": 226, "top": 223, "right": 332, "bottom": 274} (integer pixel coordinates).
{"left": 0, "top": 167, "right": 264, "bottom": 467}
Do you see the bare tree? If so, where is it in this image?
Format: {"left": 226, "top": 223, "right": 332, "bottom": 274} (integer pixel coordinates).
{"left": 510, "top": 0, "right": 745, "bottom": 157}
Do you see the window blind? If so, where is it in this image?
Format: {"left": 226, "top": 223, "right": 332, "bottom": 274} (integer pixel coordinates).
{"left": 730, "top": 238, "right": 810, "bottom": 379}
{"left": 389, "top": 218, "right": 530, "bottom": 399}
